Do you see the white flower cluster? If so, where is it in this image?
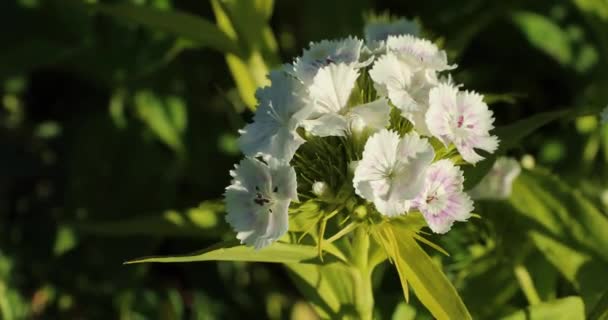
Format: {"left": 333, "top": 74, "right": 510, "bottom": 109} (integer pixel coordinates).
{"left": 225, "top": 23, "right": 499, "bottom": 248}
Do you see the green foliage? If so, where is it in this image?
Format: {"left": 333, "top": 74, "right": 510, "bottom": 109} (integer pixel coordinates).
{"left": 501, "top": 296, "right": 585, "bottom": 320}
{"left": 93, "top": 2, "right": 239, "bottom": 54}
{"left": 2, "top": 0, "right": 608, "bottom": 318}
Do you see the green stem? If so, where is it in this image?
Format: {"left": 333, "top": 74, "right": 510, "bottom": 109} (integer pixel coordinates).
{"left": 352, "top": 225, "right": 374, "bottom": 320}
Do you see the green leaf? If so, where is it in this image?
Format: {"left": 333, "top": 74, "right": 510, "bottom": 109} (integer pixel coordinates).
{"left": 512, "top": 11, "right": 572, "bottom": 65}
{"left": 510, "top": 169, "right": 608, "bottom": 308}
{"left": 589, "top": 289, "right": 608, "bottom": 320}
{"left": 72, "top": 202, "right": 224, "bottom": 238}
{"left": 511, "top": 169, "right": 608, "bottom": 262}
{"left": 134, "top": 91, "right": 187, "bottom": 155}
{"left": 125, "top": 241, "right": 343, "bottom": 265}
{"left": 389, "top": 225, "right": 472, "bottom": 320}
{"left": 286, "top": 262, "right": 358, "bottom": 319}
{"left": 210, "top": 0, "right": 271, "bottom": 109}
{"left": 93, "top": 3, "right": 239, "bottom": 54}
{"left": 501, "top": 296, "right": 585, "bottom": 320}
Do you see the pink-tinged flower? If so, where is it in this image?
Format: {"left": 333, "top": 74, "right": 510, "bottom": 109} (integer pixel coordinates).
{"left": 225, "top": 158, "right": 298, "bottom": 249}
{"left": 427, "top": 83, "right": 499, "bottom": 164}
{"left": 413, "top": 159, "right": 473, "bottom": 234}
{"left": 353, "top": 129, "right": 435, "bottom": 217}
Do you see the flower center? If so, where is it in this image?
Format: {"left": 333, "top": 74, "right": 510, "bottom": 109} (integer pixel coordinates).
{"left": 253, "top": 186, "right": 278, "bottom": 213}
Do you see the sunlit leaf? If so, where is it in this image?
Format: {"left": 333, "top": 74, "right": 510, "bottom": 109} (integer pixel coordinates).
{"left": 125, "top": 241, "right": 344, "bottom": 264}
{"left": 512, "top": 11, "right": 572, "bottom": 65}
{"left": 286, "top": 262, "right": 358, "bottom": 319}
{"left": 388, "top": 224, "right": 472, "bottom": 320}
{"left": 134, "top": 91, "right": 187, "bottom": 155}
{"left": 500, "top": 296, "right": 584, "bottom": 320}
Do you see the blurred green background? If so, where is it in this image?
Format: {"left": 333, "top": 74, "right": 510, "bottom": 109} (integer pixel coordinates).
{"left": 1, "top": 0, "right": 608, "bottom": 319}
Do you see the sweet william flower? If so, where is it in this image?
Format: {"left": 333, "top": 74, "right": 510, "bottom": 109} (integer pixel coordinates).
{"left": 413, "top": 159, "right": 473, "bottom": 234}
{"left": 293, "top": 37, "right": 369, "bottom": 84}
{"left": 238, "top": 69, "right": 313, "bottom": 162}
{"left": 303, "top": 63, "right": 391, "bottom": 137}
{"left": 427, "top": 83, "right": 499, "bottom": 164}
{"left": 353, "top": 129, "right": 435, "bottom": 217}
{"left": 469, "top": 157, "right": 521, "bottom": 200}
{"left": 369, "top": 52, "right": 438, "bottom": 135}
{"left": 225, "top": 157, "right": 298, "bottom": 249}
{"left": 386, "top": 35, "right": 453, "bottom": 72}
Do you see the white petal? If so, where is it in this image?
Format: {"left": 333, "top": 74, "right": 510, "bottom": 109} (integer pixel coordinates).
{"left": 353, "top": 129, "right": 434, "bottom": 217}
{"left": 386, "top": 35, "right": 452, "bottom": 71}
{"left": 293, "top": 37, "right": 363, "bottom": 84}
{"left": 348, "top": 98, "right": 392, "bottom": 133}
{"left": 239, "top": 70, "right": 312, "bottom": 161}
{"left": 469, "top": 157, "right": 521, "bottom": 200}
{"left": 224, "top": 157, "right": 296, "bottom": 249}
{"left": 239, "top": 124, "right": 305, "bottom": 162}
{"left": 302, "top": 113, "right": 349, "bottom": 137}
{"left": 269, "top": 160, "right": 299, "bottom": 201}
{"left": 369, "top": 53, "right": 412, "bottom": 98}
{"left": 309, "top": 63, "right": 359, "bottom": 114}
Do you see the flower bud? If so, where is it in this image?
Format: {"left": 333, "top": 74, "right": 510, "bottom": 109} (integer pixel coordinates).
{"left": 353, "top": 205, "right": 368, "bottom": 220}
{"left": 312, "top": 181, "right": 329, "bottom": 197}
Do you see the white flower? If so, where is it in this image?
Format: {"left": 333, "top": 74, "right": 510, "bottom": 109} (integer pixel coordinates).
{"left": 601, "top": 105, "right": 608, "bottom": 124}
{"left": 238, "top": 69, "right": 313, "bottom": 162}
{"left": 293, "top": 37, "right": 369, "bottom": 84}
{"left": 412, "top": 159, "right": 473, "bottom": 234}
{"left": 427, "top": 83, "right": 499, "bottom": 164}
{"left": 365, "top": 18, "right": 420, "bottom": 44}
{"left": 468, "top": 157, "right": 521, "bottom": 200}
{"left": 303, "top": 63, "right": 391, "bottom": 137}
{"left": 353, "top": 129, "right": 435, "bottom": 217}
{"left": 369, "top": 52, "right": 438, "bottom": 135}
{"left": 225, "top": 157, "right": 298, "bottom": 249}
{"left": 386, "top": 35, "right": 453, "bottom": 71}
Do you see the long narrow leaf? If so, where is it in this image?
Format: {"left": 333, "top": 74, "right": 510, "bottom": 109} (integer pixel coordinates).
{"left": 93, "top": 3, "right": 239, "bottom": 54}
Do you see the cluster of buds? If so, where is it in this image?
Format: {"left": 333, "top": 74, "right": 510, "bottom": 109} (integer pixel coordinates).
{"left": 224, "top": 20, "right": 499, "bottom": 249}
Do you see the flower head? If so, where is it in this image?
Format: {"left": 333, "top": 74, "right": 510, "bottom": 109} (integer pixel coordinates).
{"left": 413, "top": 159, "right": 473, "bottom": 234}
{"left": 238, "top": 70, "right": 313, "bottom": 162}
{"left": 353, "top": 129, "right": 435, "bottom": 217}
{"left": 293, "top": 37, "right": 367, "bottom": 84}
{"left": 370, "top": 52, "right": 438, "bottom": 135}
{"left": 303, "top": 63, "right": 391, "bottom": 137}
{"left": 225, "top": 158, "right": 298, "bottom": 249}
{"left": 469, "top": 157, "right": 521, "bottom": 200}
{"left": 427, "top": 83, "right": 499, "bottom": 164}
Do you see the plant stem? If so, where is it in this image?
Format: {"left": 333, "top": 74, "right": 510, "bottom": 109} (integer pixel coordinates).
{"left": 352, "top": 225, "right": 374, "bottom": 320}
